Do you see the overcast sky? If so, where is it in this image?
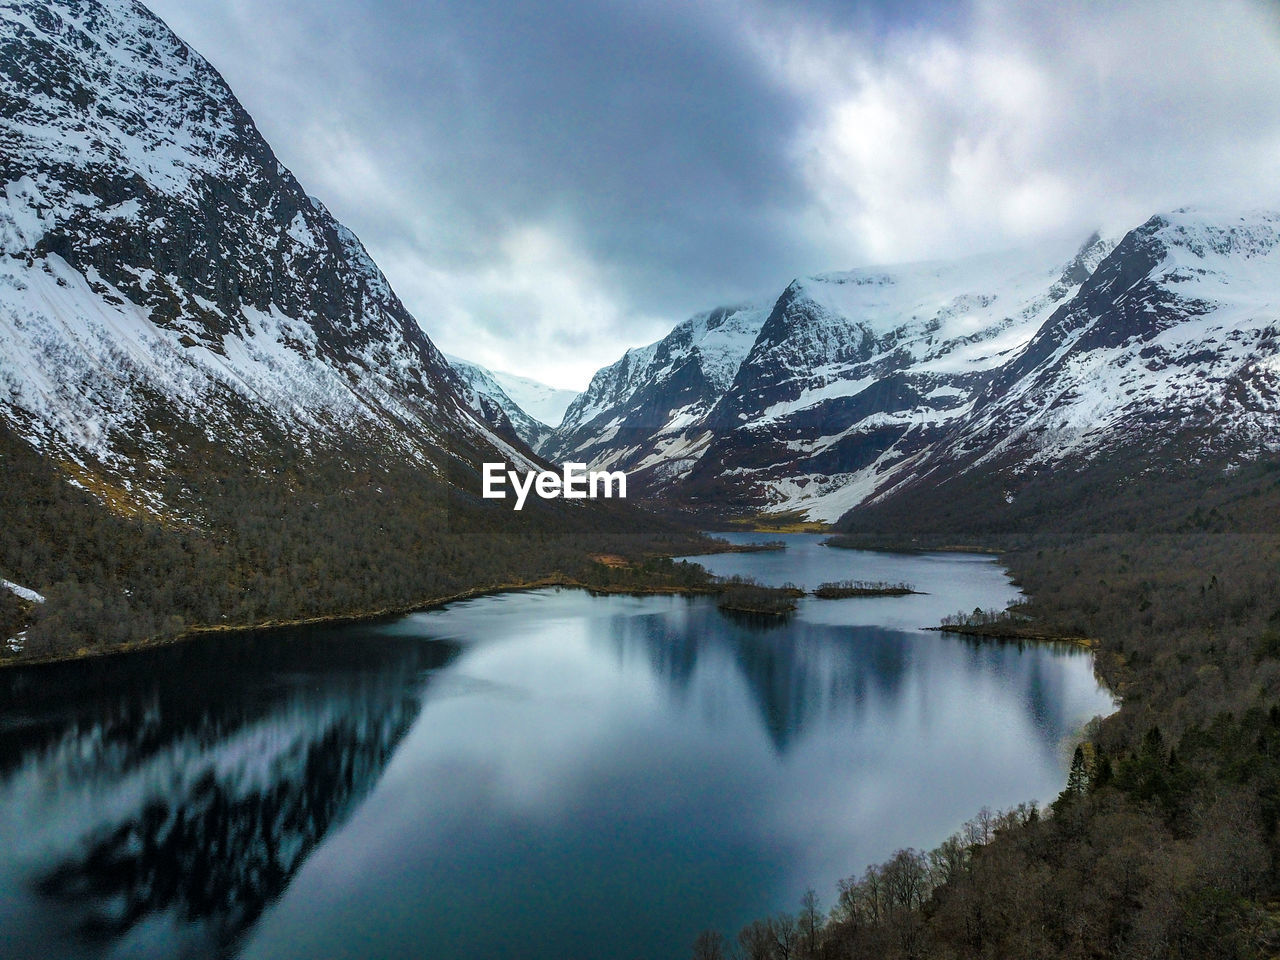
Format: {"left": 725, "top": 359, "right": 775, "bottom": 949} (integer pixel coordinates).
{"left": 147, "top": 0, "right": 1280, "bottom": 390}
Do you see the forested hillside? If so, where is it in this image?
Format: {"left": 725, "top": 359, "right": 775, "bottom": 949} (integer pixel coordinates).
{"left": 0, "top": 418, "right": 709, "bottom": 661}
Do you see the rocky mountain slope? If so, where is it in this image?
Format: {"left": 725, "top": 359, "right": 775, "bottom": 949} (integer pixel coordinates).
{"left": 549, "top": 209, "right": 1280, "bottom": 525}
{"left": 545, "top": 301, "right": 772, "bottom": 477}
{"left": 851, "top": 207, "right": 1280, "bottom": 530}
{"left": 546, "top": 234, "right": 1118, "bottom": 518}
{"left": 682, "top": 233, "right": 1118, "bottom": 520}
{"left": 0, "top": 0, "right": 531, "bottom": 515}
{"left": 0, "top": 0, "right": 694, "bottom": 660}
{"left": 485, "top": 366, "right": 578, "bottom": 436}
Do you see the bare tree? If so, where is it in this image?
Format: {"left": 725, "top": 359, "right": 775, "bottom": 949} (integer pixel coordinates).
{"left": 691, "top": 929, "right": 726, "bottom": 960}
{"left": 798, "top": 888, "right": 821, "bottom": 957}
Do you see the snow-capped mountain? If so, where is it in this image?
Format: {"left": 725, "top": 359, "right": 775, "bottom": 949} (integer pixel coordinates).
{"left": 0, "top": 0, "right": 531, "bottom": 515}
{"left": 545, "top": 301, "right": 772, "bottom": 478}
{"left": 486, "top": 367, "right": 578, "bottom": 434}
{"left": 445, "top": 354, "right": 576, "bottom": 449}
{"left": 549, "top": 209, "right": 1280, "bottom": 524}
{"left": 546, "top": 235, "right": 1116, "bottom": 518}
{"left": 681, "top": 233, "right": 1117, "bottom": 520}
{"left": 876, "top": 208, "right": 1280, "bottom": 508}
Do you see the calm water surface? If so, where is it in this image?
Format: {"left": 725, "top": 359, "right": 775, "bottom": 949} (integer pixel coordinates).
{"left": 0, "top": 534, "right": 1114, "bottom": 960}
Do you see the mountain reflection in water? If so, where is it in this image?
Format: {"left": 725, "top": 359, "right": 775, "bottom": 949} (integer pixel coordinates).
{"left": 0, "top": 630, "right": 454, "bottom": 959}
{"left": 606, "top": 605, "right": 1090, "bottom": 754}
{"left": 0, "top": 539, "right": 1114, "bottom": 960}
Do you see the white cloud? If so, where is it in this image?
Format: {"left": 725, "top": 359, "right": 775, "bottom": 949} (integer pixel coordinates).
{"left": 375, "top": 224, "right": 670, "bottom": 390}
{"left": 146, "top": 0, "right": 1280, "bottom": 391}
{"left": 749, "top": 0, "right": 1280, "bottom": 263}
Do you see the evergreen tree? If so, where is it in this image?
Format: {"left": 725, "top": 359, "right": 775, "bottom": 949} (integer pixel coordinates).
{"left": 1067, "top": 744, "right": 1090, "bottom": 796}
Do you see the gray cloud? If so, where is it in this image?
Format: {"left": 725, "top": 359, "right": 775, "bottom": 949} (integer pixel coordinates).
{"left": 146, "top": 0, "right": 1280, "bottom": 387}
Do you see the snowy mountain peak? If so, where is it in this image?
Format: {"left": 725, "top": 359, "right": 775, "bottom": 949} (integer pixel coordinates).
{"left": 930, "top": 206, "right": 1280, "bottom": 478}
{"left": 542, "top": 230, "right": 1133, "bottom": 518}
{"left": 533, "top": 208, "right": 1261, "bottom": 529}
{"left": 545, "top": 300, "right": 772, "bottom": 478}
{"left": 444, "top": 354, "right": 578, "bottom": 450}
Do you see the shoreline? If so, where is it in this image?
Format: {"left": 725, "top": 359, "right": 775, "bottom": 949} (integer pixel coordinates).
{"left": 0, "top": 533, "right": 769, "bottom": 670}
{"left": 0, "top": 575, "right": 720, "bottom": 671}
{"left": 923, "top": 623, "right": 1096, "bottom": 649}
{"left": 0, "top": 534, "right": 1108, "bottom": 673}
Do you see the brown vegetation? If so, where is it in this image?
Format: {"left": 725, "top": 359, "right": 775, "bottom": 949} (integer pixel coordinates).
{"left": 927, "top": 606, "right": 1092, "bottom": 646}
{"left": 716, "top": 577, "right": 804, "bottom": 616}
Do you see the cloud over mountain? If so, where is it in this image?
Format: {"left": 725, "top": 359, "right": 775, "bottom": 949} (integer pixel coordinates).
{"left": 145, "top": 0, "right": 1280, "bottom": 387}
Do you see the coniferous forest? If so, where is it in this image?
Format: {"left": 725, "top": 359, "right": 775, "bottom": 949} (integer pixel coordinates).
{"left": 0, "top": 421, "right": 713, "bottom": 662}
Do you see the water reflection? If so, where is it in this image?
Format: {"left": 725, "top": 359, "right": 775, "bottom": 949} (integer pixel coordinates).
{"left": 606, "top": 602, "right": 1095, "bottom": 757}
{"left": 606, "top": 606, "right": 914, "bottom": 752}
{"left": 0, "top": 540, "right": 1115, "bottom": 960}
{"left": 240, "top": 584, "right": 1110, "bottom": 960}
{"left": 0, "top": 631, "right": 454, "bottom": 960}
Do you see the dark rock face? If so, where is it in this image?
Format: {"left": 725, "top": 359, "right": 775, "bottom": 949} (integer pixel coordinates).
{"left": 0, "top": 0, "right": 525, "bottom": 492}
{"left": 445, "top": 353, "right": 554, "bottom": 450}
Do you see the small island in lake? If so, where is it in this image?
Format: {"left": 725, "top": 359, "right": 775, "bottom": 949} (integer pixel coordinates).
{"left": 812, "top": 579, "right": 920, "bottom": 598}
{"left": 929, "top": 608, "right": 1093, "bottom": 647}
{"left": 716, "top": 577, "right": 804, "bottom": 615}
{"left": 720, "top": 540, "right": 787, "bottom": 553}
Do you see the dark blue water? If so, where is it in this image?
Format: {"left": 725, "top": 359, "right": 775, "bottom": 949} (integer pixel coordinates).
{"left": 0, "top": 536, "right": 1113, "bottom": 959}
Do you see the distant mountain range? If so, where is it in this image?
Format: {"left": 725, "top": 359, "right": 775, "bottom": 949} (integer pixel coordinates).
{"left": 535, "top": 211, "right": 1280, "bottom": 525}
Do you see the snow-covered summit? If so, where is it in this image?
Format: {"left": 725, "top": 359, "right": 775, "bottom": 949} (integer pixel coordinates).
{"left": 921, "top": 207, "right": 1280, "bottom": 477}
{"left": 559, "top": 206, "right": 1280, "bottom": 522}
{"left": 545, "top": 301, "right": 772, "bottom": 478}
{"left": 445, "top": 354, "right": 575, "bottom": 449}
{"left": 544, "top": 232, "right": 1125, "bottom": 516}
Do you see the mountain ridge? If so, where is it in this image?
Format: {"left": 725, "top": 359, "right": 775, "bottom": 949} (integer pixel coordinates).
{"left": 0, "top": 0, "right": 538, "bottom": 506}
{"left": 545, "top": 209, "right": 1280, "bottom": 526}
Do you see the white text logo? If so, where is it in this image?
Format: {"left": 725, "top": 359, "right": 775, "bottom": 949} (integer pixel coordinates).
{"left": 482, "top": 462, "right": 627, "bottom": 510}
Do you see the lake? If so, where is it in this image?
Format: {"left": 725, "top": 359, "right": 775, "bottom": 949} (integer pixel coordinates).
{"left": 0, "top": 534, "right": 1114, "bottom": 960}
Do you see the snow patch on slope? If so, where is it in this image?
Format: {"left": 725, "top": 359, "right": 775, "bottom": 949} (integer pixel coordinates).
{"left": 0, "top": 0, "right": 535, "bottom": 513}
{"left": 444, "top": 353, "right": 559, "bottom": 448}
{"left": 2, "top": 579, "right": 45, "bottom": 604}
